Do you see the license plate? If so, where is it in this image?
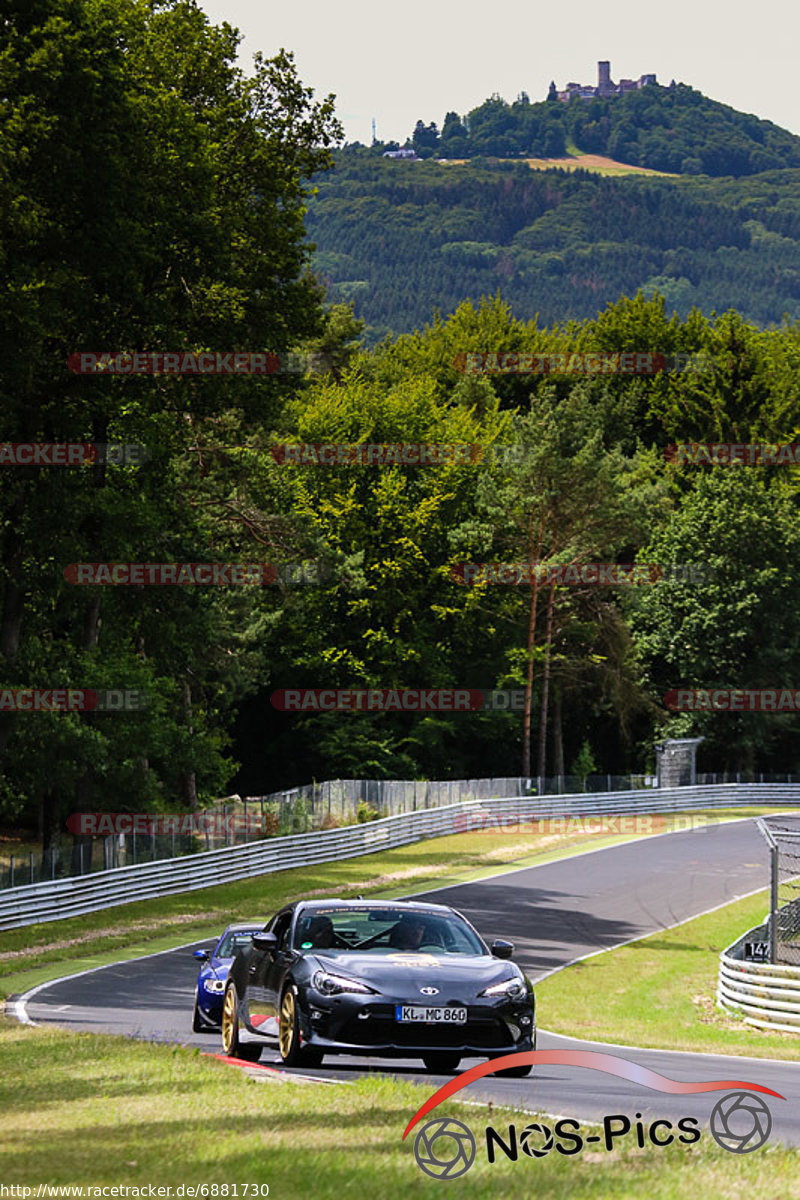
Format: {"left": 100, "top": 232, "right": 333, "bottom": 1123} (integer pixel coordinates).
{"left": 395, "top": 1005, "right": 467, "bottom": 1024}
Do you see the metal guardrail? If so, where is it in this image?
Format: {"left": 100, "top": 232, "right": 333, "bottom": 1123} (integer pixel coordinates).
{"left": 1, "top": 773, "right": 663, "bottom": 889}
{"left": 2, "top": 782, "right": 799, "bottom": 931}
{"left": 717, "top": 922, "right": 800, "bottom": 1033}
{"left": 8, "top": 772, "right": 797, "bottom": 890}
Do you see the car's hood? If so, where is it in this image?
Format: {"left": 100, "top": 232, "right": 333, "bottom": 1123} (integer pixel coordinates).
{"left": 309, "top": 950, "right": 521, "bottom": 993}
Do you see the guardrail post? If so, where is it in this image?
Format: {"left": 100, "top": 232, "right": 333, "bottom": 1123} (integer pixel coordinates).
{"left": 9, "top": 855, "right": 14, "bottom": 888}
{"left": 770, "top": 843, "right": 779, "bottom": 964}
{"left": 28, "top": 851, "right": 33, "bottom": 884}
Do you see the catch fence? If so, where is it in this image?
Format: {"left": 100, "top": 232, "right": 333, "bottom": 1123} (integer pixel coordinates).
{"left": 758, "top": 816, "right": 800, "bottom": 965}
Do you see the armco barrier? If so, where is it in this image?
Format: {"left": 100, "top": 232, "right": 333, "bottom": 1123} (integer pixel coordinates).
{"left": 1, "top": 782, "right": 799, "bottom": 931}
{"left": 718, "top": 922, "right": 800, "bottom": 1033}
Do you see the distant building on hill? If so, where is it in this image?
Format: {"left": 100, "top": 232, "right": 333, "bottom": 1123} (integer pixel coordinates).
{"left": 383, "top": 148, "right": 419, "bottom": 159}
{"left": 556, "top": 61, "right": 656, "bottom": 102}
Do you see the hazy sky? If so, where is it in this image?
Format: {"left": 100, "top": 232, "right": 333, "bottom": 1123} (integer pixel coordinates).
{"left": 200, "top": 0, "right": 799, "bottom": 145}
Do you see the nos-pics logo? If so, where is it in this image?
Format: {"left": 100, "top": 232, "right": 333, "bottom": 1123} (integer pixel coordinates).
{"left": 415, "top": 1118, "right": 476, "bottom": 1180}
{"left": 404, "top": 1050, "right": 782, "bottom": 1179}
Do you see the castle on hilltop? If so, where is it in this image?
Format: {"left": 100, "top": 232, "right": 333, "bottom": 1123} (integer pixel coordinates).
{"left": 554, "top": 61, "right": 656, "bottom": 102}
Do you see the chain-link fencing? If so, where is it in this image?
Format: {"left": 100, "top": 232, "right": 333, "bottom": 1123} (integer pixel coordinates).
{"left": 758, "top": 815, "right": 800, "bottom": 965}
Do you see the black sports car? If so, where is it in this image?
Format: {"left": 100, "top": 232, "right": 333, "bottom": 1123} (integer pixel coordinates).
{"left": 220, "top": 898, "right": 536, "bottom": 1074}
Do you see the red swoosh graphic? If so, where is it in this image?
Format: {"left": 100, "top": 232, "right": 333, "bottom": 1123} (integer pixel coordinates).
{"left": 402, "top": 1050, "right": 785, "bottom": 1139}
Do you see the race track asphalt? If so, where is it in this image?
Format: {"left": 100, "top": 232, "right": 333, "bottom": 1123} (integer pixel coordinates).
{"left": 15, "top": 819, "right": 800, "bottom": 1148}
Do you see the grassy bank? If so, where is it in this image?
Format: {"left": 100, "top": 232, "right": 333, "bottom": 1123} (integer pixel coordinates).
{"left": 0, "top": 808, "right": 782, "bottom": 1000}
{"left": 537, "top": 889, "right": 800, "bottom": 1059}
{"left": 1, "top": 1018, "right": 797, "bottom": 1197}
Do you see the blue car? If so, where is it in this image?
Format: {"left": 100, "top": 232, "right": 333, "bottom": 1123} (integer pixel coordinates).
{"left": 192, "top": 922, "right": 265, "bottom": 1032}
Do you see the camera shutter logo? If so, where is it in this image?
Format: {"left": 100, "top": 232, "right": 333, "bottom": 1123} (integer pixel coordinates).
{"left": 520, "top": 1122, "right": 555, "bottom": 1158}
{"left": 710, "top": 1092, "right": 772, "bottom": 1153}
{"left": 413, "top": 1117, "right": 476, "bottom": 1179}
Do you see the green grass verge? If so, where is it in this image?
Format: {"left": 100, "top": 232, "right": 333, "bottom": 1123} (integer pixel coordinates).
{"left": 537, "top": 889, "right": 800, "bottom": 1059}
{"left": 0, "top": 807, "right": 788, "bottom": 1001}
{"left": 1, "top": 1018, "right": 798, "bottom": 1197}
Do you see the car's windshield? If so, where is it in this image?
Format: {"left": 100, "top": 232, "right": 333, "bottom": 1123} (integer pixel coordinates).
{"left": 216, "top": 929, "right": 259, "bottom": 958}
{"left": 292, "top": 906, "right": 486, "bottom": 955}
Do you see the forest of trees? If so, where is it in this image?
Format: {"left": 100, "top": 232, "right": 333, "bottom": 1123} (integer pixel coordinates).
{"left": 307, "top": 159, "right": 800, "bottom": 342}
{"left": 2, "top": 0, "right": 800, "bottom": 853}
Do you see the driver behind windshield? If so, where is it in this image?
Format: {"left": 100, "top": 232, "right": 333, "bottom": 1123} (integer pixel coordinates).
{"left": 297, "top": 913, "right": 335, "bottom": 949}
{"left": 388, "top": 916, "right": 429, "bottom": 950}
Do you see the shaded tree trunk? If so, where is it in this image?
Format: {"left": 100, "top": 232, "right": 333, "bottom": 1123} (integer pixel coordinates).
{"left": 69, "top": 435, "right": 107, "bottom": 867}
{"left": 536, "top": 580, "right": 557, "bottom": 778}
{"left": 552, "top": 684, "right": 565, "bottom": 778}
{"left": 0, "top": 490, "right": 27, "bottom": 756}
{"left": 70, "top": 766, "right": 95, "bottom": 874}
{"left": 179, "top": 678, "right": 198, "bottom": 809}
{"left": 41, "top": 789, "right": 62, "bottom": 858}
{"left": 83, "top": 592, "right": 102, "bottom": 649}
{"left": 522, "top": 514, "right": 544, "bottom": 778}
{"left": 522, "top": 575, "right": 539, "bottom": 778}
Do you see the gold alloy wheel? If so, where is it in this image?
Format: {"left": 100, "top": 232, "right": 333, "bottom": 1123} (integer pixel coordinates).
{"left": 279, "top": 990, "right": 296, "bottom": 1059}
{"left": 221, "top": 987, "right": 237, "bottom": 1055}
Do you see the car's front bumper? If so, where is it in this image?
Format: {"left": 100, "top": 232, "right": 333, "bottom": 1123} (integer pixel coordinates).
{"left": 296, "top": 993, "right": 536, "bottom": 1057}
{"left": 197, "top": 996, "right": 224, "bottom": 1027}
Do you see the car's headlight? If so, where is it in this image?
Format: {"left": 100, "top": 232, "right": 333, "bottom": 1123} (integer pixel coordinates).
{"left": 312, "top": 969, "right": 377, "bottom": 996}
{"left": 204, "top": 979, "right": 226, "bottom": 993}
{"left": 480, "top": 977, "right": 527, "bottom": 1000}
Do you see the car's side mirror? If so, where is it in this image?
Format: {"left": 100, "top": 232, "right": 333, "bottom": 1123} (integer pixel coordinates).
{"left": 252, "top": 931, "right": 278, "bottom": 953}
{"left": 193, "top": 949, "right": 210, "bottom": 961}
{"left": 490, "top": 939, "right": 514, "bottom": 959}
